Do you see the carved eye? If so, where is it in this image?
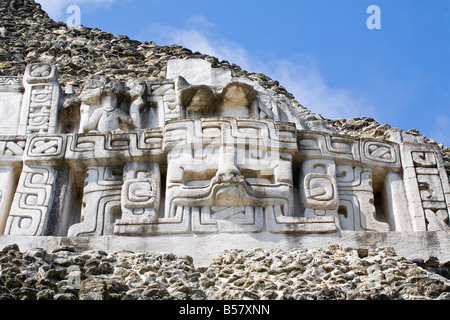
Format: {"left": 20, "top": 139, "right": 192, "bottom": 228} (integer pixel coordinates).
{"left": 240, "top": 168, "right": 275, "bottom": 185}
{"left": 183, "top": 169, "right": 217, "bottom": 187}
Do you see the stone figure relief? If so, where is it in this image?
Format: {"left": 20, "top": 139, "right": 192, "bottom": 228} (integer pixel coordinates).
{"left": 126, "top": 79, "right": 148, "bottom": 130}
{"left": 0, "top": 61, "right": 449, "bottom": 239}
{"left": 80, "top": 77, "right": 136, "bottom": 133}
{"left": 162, "top": 119, "right": 298, "bottom": 234}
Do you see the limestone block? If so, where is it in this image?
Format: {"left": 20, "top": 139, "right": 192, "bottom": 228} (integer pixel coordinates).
{"left": 65, "top": 130, "right": 163, "bottom": 166}
{"left": 0, "top": 76, "right": 23, "bottom": 135}
{"left": 0, "top": 166, "right": 20, "bottom": 234}
{"left": 166, "top": 59, "right": 232, "bottom": 87}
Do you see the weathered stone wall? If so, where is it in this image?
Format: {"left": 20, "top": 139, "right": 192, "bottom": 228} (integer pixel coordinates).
{"left": 2, "top": 0, "right": 449, "bottom": 159}
{"left": 0, "top": 0, "right": 449, "bottom": 301}
{"left": 0, "top": 243, "right": 449, "bottom": 300}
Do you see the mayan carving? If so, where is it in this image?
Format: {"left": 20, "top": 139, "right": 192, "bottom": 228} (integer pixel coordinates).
{"left": 114, "top": 162, "right": 162, "bottom": 235}
{"left": 0, "top": 1, "right": 449, "bottom": 301}
{"left": 401, "top": 143, "right": 450, "bottom": 231}
{"left": 120, "top": 162, "right": 160, "bottom": 219}
{"left": 0, "top": 56, "right": 447, "bottom": 267}
{"left": 67, "top": 166, "right": 123, "bottom": 237}
{"left": 80, "top": 77, "right": 136, "bottom": 133}
{"left": 336, "top": 166, "right": 390, "bottom": 232}
{"left": 0, "top": 137, "right": 26, "bottom": 157}
{"left": 159, "top": 118, "right": 300, "bottom": 234}
{"left": 265, "top": 158, "right": 340, "bottom": 235}
{"left": 18, "top": 63, "right": 60, "bottom": 136}
{"left": 150, "top": 81, "right": 181, "bottom": 124}
{"left": 127, "top": 79, "right": 148, "bottom": 130}
{"left": 5, "top": 165, "right": 58, "bottom": 236}
{"left": 300, "top": 160, "right": 339, "bottom": 218}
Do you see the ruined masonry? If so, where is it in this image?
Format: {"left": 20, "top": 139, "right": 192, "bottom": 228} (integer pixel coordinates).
{"left": 0, "top": 59, "right": 449, "bottom": 265}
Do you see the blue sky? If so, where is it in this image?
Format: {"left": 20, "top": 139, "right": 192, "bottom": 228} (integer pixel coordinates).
{"left": 37, "top": 0, "right": 450, "bottom": 147}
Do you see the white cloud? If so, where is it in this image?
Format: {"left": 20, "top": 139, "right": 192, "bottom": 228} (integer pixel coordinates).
{"left": 147, "top": 21, "right": 252, "bottom": 72}
{"left": 36, "top": 0, "right": 116, "bottom": 21}
{"left": 270, "top": 59, "right": 377, "bottom": 120}
{"left": 143, "top": 16, "right": 376, "bottom": 121}
{"left": 430, "top": 115, "right": 450, "bottom": 147}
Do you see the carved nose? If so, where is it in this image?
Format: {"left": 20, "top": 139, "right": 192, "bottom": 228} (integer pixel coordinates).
{"left": 215, "top": 164, "right": 243, "bottom": 183}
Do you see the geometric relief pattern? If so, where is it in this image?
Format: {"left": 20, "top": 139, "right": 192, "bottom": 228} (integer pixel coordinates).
{"left": 412, "top": 151, "right": 449, "bottom": 231}
{"left": 0, "top": 137, "right": 26, "bottom": 158}
{"left": 113, "top": 162, "right": 162, "bottom": 235}
{"left": 19, "top": 63, "right": 60, "bottom": 136}
{"left": 65, "top": 129, "right": 163, "bottom": 164}
{"left": 297, "top": 133, "right": 401, "bottom": 171}
{"left": 2, "top": 61, "right": 450, "bottom": 242}
{"left": 336, "top": 166, "right": 390, "bottom": 232}
{"left": 362, "top": 140, "right": 398, "bottom": 164}
{"left": 4, "top": 165, "right": 57, "bottom": 236}
{"left": 67, "top": 166, "right": 123, "bottom": 237}
{"left": 27, "top": 136, "right": 64, "bottom": 157}
{"left": 300, "top": 160, "right": 339, "bottom": 216}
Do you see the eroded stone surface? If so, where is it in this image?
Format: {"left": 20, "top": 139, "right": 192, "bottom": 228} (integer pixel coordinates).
{"left": 0, "top": 244, "right": 448, "bottom": 300}
{"left": 0, "top": 0, "right": 449, "bottom": 293}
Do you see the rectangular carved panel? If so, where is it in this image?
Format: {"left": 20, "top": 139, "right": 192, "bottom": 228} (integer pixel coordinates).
{"left": 5, "top": 165, "right": 58, "bottom": 236}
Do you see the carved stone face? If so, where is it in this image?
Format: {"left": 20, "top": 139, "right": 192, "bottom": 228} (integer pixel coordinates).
{"left": 164, "top": 120, "right": 295, "bottom": 233}
{"left": 100, "top": 79, "right": 125, "bottom": 97}
{"left": 126, "top": 79, "right": 146, "bottom": 99}
{"left": 165, "top": 146, "right": 293, "bottom": 232}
